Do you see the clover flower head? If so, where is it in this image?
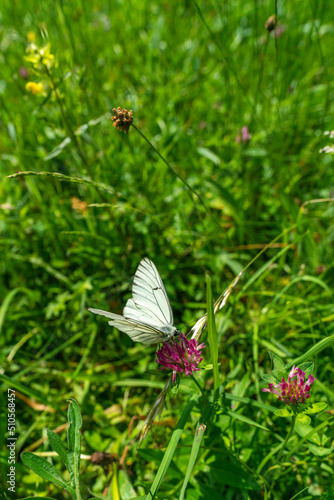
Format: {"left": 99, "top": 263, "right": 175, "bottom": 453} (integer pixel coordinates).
{"left": 236, "top": 126, "right": 252, "bottom": 143}
{"left": 155, "top": 334, "right": 205, "bottom": 383}
{"left": 262, "top": 365, "right": 316, "bottom": 405}
{"left": 111, "top": 107, "right": 133, "bottom": 134}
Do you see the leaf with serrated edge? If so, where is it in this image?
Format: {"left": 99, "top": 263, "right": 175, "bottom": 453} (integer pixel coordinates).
{"left": 303, "top": 402, "right": 328, "bottom": 414}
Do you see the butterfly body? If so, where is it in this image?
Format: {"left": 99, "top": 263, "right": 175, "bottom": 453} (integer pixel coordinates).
{"left": 89, "top": 258, "right": 181, "bottom": 346}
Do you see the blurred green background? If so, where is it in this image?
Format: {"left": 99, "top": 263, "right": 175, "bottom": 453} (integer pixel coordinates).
{"left": 1, "top": 0, "right": 334, "bottom": 498}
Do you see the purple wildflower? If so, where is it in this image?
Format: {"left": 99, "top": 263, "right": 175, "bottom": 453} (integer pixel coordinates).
{"left": 235, "top": 126, "right": 252, "bottom": 143}
{"left": 19, "top": 66, "right": 29, "bottom": 79}
{"left": 155, "top": 334, "right": 205, "bottom": 383}
{"left": 262, "top": 365, "right": 316, "bottom": 405}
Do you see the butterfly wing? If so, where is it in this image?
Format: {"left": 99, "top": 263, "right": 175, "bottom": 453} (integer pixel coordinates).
{"left": 123, "top": 298, "right": 164, "bottom": 326}
{"left": 88, "top": 307, "right": 168, "bottom": 345}
{"left": 131, "top": 258, "right": 173, "bottom": 326}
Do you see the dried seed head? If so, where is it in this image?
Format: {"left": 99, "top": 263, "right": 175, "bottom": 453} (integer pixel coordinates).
{"left": 265, "top": 15, "right": 276, "bottom": 33}
{"left": 111, "top": 107, "right": 133, "bottom": 134}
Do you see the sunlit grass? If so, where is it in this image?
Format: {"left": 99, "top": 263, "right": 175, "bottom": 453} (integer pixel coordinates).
{"left": 1, "top": 0, "right": 334, "bottom": 498}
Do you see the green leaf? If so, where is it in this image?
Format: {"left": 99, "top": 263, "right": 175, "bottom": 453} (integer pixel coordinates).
{"left": 206, "top": 275, "right": 219, "bottom": 398}
{"left": 118, "top": 469, "right": 137, "bottom": 499}
{"left": 207, "top": 458, "right": 260, "bottom": 490}
{"left": 296, "top": 414, "right": 311, "bottom": 425}
{"left": 261, "top": 374, "right": 277, "bottom": 384}
{"left": 0, "top": 288, "right": 33, "bottom": 334}
{"left": 302, "top": 402, "right": 328, "bottom": 414}
{"left": 145, "top": 396, "right": 197, "bottom": 500}
{"left": 297, "top": 362, "right": 314, "bottom": 377}
{"left": 274, "top": 408, "right": 294, "bottom": 417}
{"left": 197, "top": 147, "right": 221, "bottom": 165}
{"left": 186, "top": 483, "right": 225, "bottom": 500}
{"left": 47, "top": 430, "right": 74, "bottom": 487}
{"left": 269, "top": 351, "right": 285, "bottom": 380}
{"left": 179, "top": 422, "right": 206, "bottom": 500}
{"left": 0, "top": 374, "right": 58, "bottom": 410}
{"left": 294, "top": 422, "right": 321, "bottom": 445}
{"left": 227, "top": 410, "right": 269, "bottom": 431}
{"left": 14, "top": 498, "right": 57, "bottom": 499}
{"left": 67, "top": 399, "right": 82, "bottom": 496}
{"left": 203, "top": 363, "right": 221, "bottom": 371}
{"left": 224, "top": 393, "right": 275, "bottom": 412}
{"left": 21, "top": 452, "right": 76, "bottom": 497}
{"left": 308, "top": 443, "right": 332, "bottom": 456}
{"left": 137, "top": 449, "right": 164, "bottom": 463}
{"left": 286, "top": 332, "right": 334, "bottom": 370}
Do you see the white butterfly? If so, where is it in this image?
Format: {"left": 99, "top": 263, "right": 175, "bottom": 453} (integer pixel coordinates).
{"left": 89, "top": 257, "right": 181, "bottom": 346}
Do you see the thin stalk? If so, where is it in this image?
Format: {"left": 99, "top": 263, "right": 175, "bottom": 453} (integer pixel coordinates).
{"left": 268, "top": 415, "right": 297, "bottom": 495}
{"left": 45, "top": 67, "right": 92, "bottom": 178}
{"left": 276, "top": 415, "right": 296, "bottom": 463}
{"left": 132, "top": 123, "right": 214, "bottom": 222}
{"left": 190, "top": 374, "right": 206, "bottom": 399}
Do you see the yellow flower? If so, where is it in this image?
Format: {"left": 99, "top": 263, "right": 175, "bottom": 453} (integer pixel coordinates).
{"left": 25, "top": 81, "right": 45, "bottom": 95}
{"left": 27, "top": 31, "right": 36, "bottom": 43}
{"left": 40, "top": 44, "right": 55, "bottom": 67}
{"left": 25, "top": 43, "right": 55, "bottom": 71}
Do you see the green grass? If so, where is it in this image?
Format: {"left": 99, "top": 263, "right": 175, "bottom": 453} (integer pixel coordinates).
{"left": 1, "top": 0, "right": 334, "bottom": 498}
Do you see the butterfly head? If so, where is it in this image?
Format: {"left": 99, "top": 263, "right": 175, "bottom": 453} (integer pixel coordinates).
{"left": 171, "top": 329, "right": 182, "bottom": 340}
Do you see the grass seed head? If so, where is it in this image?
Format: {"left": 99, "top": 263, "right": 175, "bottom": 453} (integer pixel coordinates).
{"left": 111, "top": 107, "right": 133, "bottom": 133}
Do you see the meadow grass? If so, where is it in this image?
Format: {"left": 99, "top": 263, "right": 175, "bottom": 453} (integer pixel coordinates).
{"left": 1, "top": 0, "right": 334, "bottom": 498}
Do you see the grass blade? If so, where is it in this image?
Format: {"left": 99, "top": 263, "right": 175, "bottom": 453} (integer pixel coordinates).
{"left": 179, "top": 422, "right": 206, "bottom": 500}
{"left": 227, "top": 411, "right": 269, "bottom": 431}
{"left": 15, "top": 497, "right": 57, "bottom": 499}
{"left": 7, "top": 171, "right": 122, "bottom": 197}
{"left": 145, "top": 396, "right": 197, "bottom": 500}
{"left": 0, "top": 288, "right": 33, "bottom": 334}
{"left": 0, "top": 374, "right": 59, "bottom": 410}
{"left": 206, "top": 274, "right": 219, "bottom": 398}
{"left": 285, "top": 333, "right": 334, "bottom": 370}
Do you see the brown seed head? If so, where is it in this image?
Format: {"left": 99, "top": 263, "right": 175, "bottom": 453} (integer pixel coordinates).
{"left": 265, "top": 15, "right": 276, "bottom": 32}
{"left": 111, "top": 107, "right": 133, "bottom": 134}
{"left": 71, "top": 197, "right": 87, "bottom": 214}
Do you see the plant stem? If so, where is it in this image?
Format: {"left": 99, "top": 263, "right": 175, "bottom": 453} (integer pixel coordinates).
{"left": 131, "top": 123, "right": 214, "bottom": 221}
{"left": 45, "top": 66, "right": 92, "bottom": 178}
{"left": 265, "top": 415, "right": 297, "bottom": 497}
{"left": 190, "top": 374, "right": 206, "bottom": 399}
{"left": 276, "top": 415, "right": 296, "bottom": 463}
